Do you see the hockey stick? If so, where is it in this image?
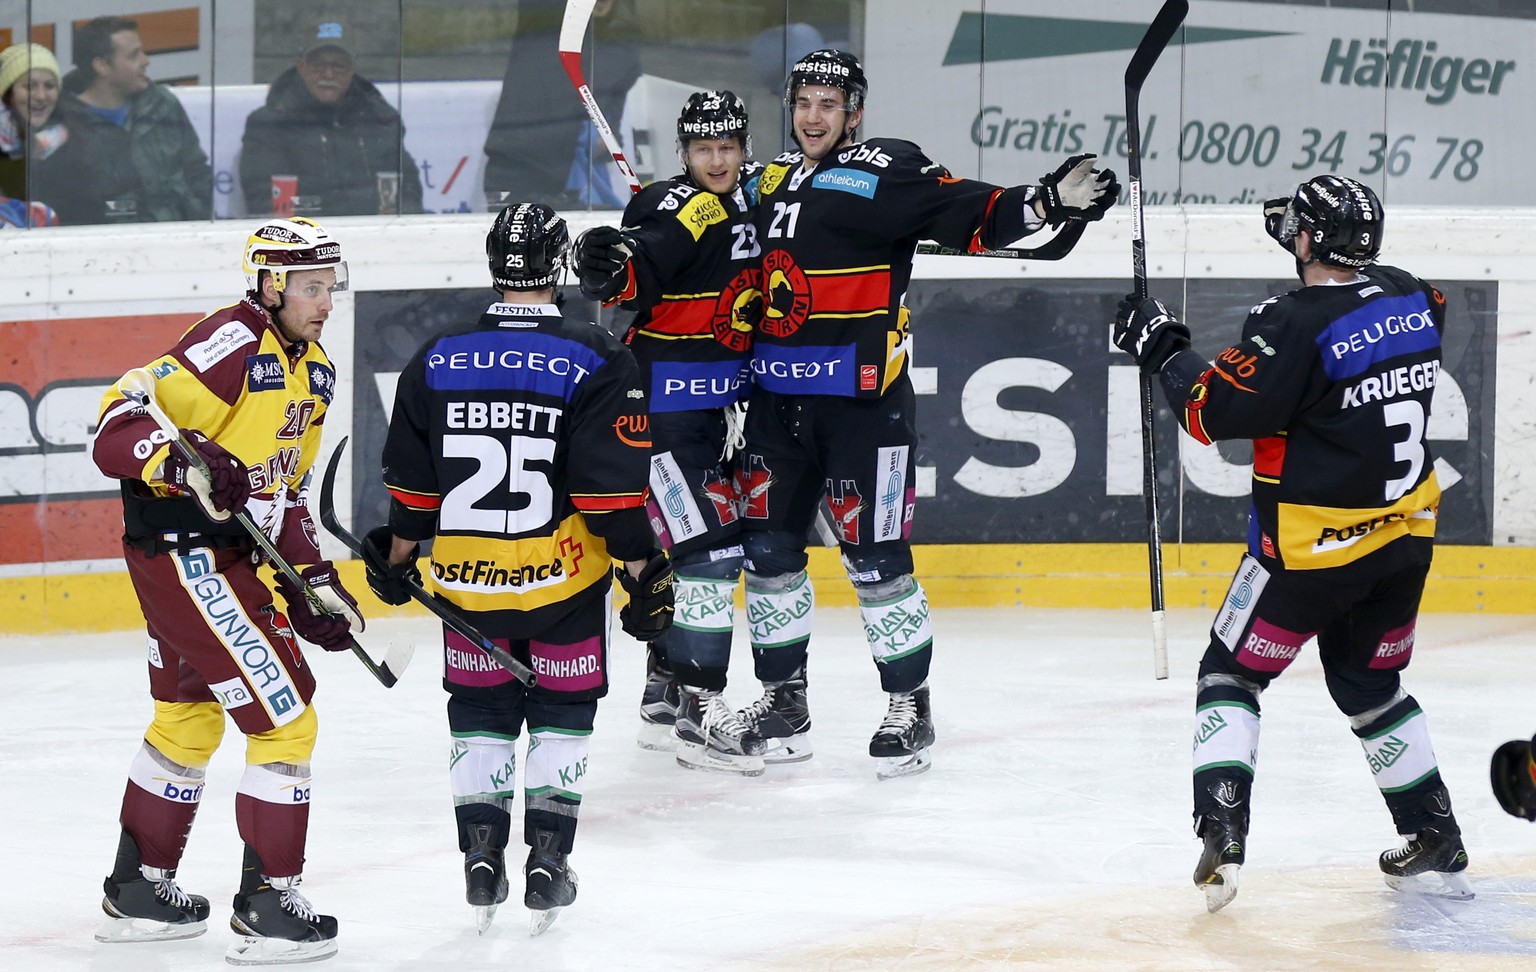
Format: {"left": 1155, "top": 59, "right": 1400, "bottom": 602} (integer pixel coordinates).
{"left": 317, "top": 438, "right": 538, "bottom": 688}
{"left": 915, "top": 221, "right": 1087, "bottom": 261}
{"left": 559, "top": 0, "right": 641, "bottom": 195}
{"left": 1126, "top": 0, "right": 1187, "bottom": 681}
{"left": 117, "top": 369, "right": 408, "bottom": 688}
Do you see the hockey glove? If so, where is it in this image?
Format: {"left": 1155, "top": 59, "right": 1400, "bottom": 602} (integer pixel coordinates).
{"left": 360, "top": 525, "right": 421, "bottom": 607}
{"left": 1491, "top": 737, "right": 1536, "bottom": 821}
{"left": 575, "top": 226, "right": 634, "bottom": 302}
{"left": 161, "top": 430, "right": 251, "bottom": 522}
{"left": 1037, "top": 154, "right": 1119, "bottom": 225}
{"left": 616, "top": 551, "right": 674, "bottom": 641}
{"left": 276, "top": 562, "right": 364, "bottom": 651}
{"left": 1114, "top": 294, "right": 1192, "bottom": 374}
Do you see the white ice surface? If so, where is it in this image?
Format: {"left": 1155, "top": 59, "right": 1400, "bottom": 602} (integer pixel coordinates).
{"left": 3, "top": 607, "right": 1536, "bottom": 971}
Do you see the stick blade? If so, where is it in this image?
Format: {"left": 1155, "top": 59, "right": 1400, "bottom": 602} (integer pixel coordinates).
{"left": 558, "top": 0, "right": 600, "bottom": 55}
{"left": 1125, "top": 0, "right": 1188, "bottom": 88}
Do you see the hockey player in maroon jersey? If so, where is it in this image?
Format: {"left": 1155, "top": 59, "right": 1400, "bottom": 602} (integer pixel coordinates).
{"left": 362, "top": 202, "right": 673, "bottom": 934}
{"left": 574, "top": 90, "right": 775, "bottom": 775}
{"left": 1114, "top": 175, "right": 1469, "bottom": 911}
{"left": 738, "top": 50, "right": 1118, "bottom": 779}
{"left": 90, "top": 217, "right": 362, "bottom": 963}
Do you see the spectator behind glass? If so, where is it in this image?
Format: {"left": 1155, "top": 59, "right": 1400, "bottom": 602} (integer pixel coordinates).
{"left": 58, "top": 16, "right": 212, "bottom": 223}
{"left": 482, "top": 0, "right": 640, "bottom": 210}
{"left": 0, "top": 43, "right": 64, "bottom": 226}
{"left": 239, "top": 21, "right": 423, "bottom": 217}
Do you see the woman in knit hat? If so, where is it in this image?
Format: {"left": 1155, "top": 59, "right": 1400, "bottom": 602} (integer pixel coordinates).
{"left": 0, "top": 42, "right": 65, "bottom": 226}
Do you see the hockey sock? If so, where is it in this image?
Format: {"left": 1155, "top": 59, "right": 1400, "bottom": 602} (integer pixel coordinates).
{"left": 449, "top": 733, "right": 518, "bottom": 818}
{"left": 662, "top": 573, "right": 738, "bottom": 682}
{"left": 234, "top": 762, "right": 312, "bottom": 879}
{"left": 1193, "top": 677, "right": 1261, "bottom": 785}
{"left": 524, "top": 726, "right": 591, "bottom": 854}
{"left": 746, "top": 569, "right": 814, "bottom": 683}
{"left": 119, "top": 742, "right": 205, "bottom": 870}
{"left": 854, "top": 575, "right": 933, "bottom": 693}
{"left": 1351, "top": 694, "right": 1446, "bottom": 831}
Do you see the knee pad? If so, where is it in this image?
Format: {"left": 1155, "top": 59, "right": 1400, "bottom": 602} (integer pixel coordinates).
{"left": 671, "top": 545, "right": 744, "bottom": 580}
{"left": 853, "top": 573, "right": 932, "bottom": 664}
{"left": 449, "top": 734, "right": 518, "bottom": 814}
{"left": 742, "top": 530, "right": 808, "bottom": 577}
{"left": 145, "top": 700, "right": 226, "bottom": 768}
{"left": 1193, "top": 678, "right": 1261, "bottom": 780}
{"left": 841, "top": 547, "right": 914, "bottom": 588}
{"left": 244, "top": 704, "right": 319, "bottom": 766}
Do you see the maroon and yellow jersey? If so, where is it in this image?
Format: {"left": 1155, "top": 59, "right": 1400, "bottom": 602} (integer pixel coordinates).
{"left": 752, "top": 138, "right": 1039, "bottom": 398}
{"left": 93, "top": 297, "right": 334, "bottom": 563}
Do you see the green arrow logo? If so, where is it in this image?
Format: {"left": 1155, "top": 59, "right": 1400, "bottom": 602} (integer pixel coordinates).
{"left": 943, "top": 13, "right": 1292, "bottom": 66}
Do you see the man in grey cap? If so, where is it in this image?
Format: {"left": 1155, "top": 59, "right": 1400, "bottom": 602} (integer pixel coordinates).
{"left": 239, "top": 19, "right": 424, "bottom": 216}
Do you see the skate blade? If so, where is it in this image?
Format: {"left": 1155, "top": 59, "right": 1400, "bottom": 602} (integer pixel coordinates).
{"left": 675, "top": 741, "right": 765, "bottom": 776}
{"left": 529, "top": 906, "right": 564, "bottom": 937}
{"left": 636, "top": 719, "right": 678, "bottom": 752}
{"left": 95, "top": 913, "right": 207, "bottom": 943}
{"left": 762, "top": 734, "right": 813, "bottom": 764}
{"left": 874, "top": 747, "right": 932, "bottom": 780}
{"left": 225, "top": 934, "right": 338, "bottom": 966}
{"left": 1384, "top": 869, "right": 1475, "bottom": 900}
{"left": 475, "top": 903, "right": 499, "bottom": 935}
{"left": 1199, "top": 863, "right": 1241, "bottom": 913}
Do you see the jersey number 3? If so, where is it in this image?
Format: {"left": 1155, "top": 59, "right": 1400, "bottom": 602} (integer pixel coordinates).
{"left": 441, "top": 433, "right": 555, "bottom": 535}
{"left": 1382, "top": 400, "right": 1426, "bottom": 502}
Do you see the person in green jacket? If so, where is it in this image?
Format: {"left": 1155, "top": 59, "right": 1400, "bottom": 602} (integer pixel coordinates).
{"left": 54, "top": 16, "right": 211, "bottom": 224}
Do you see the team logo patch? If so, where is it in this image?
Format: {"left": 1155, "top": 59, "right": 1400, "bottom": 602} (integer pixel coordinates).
{"left": 712, "top": 267, "right": 763, "bottom": 352}
{"left": 307, "top": 361, "right": 336, "bottom": 404}
{"left": 760, "top": 250, "right": 811, "bottom": 338}
{"left": 699, "top": 469, "right": 739, "bottom": 526}
{"left": 246, "top": 354, "right": 286, "bottom": 393}
{"left": 737, "top": 456, "right": 773, "bottom": 520}
{"left": 826, "top": 479, "right": 863, "bottom": 544}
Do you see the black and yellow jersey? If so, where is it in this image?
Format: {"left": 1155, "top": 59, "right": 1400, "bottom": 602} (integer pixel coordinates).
{"left": 1162, "top": 264, "right": 1446, "bottom": 571}
{"left": 383, "top": 302, "right": 653, "bottom": 637}
{"left": 752, "top": 138, "right": 1039, "bottom": 398}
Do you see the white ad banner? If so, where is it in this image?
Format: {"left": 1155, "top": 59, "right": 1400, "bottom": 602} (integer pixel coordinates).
{"left": 862, "top": 0, "right": 1531, "bottom": 206}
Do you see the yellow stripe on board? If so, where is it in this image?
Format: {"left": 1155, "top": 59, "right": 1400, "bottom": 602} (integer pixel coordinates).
{"left": 4, "top": 545, "right": 1535, "bottom": 635}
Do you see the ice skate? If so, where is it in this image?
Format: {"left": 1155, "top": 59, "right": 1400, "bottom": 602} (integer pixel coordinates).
{"left": 227, "top": 875, "right": 338, "bottom": 965}
{"left": 674, "top": 687, "right": 767, "bottom": 776}
{"left": 869, "top": 684, "right": 934, "bottom": 780}
{"left": 524, "top": 831, "right": 577, "bottom": 937}
{"left": 1380, "top": 827, "right": 1473, "bottom": 900}
{"left": 96, "top": 866, "right": 211, "bottom": 943}
{"left": 736, "top": 667, "right": 812, "bottom": 764}
{"left": 464, "top": 824, "right": 509, "bottom": 934}
{"left": 1193, "top": 811, "right": 1247, "bottom": 913}
{"left": 637, "top": 644, "right": 681, "bottom": 751}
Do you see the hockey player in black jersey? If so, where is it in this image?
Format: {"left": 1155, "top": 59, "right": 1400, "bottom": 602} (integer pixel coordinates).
{"left": 1114, "top": 175, "right": 1469, "bottom": 912}
{"left": 573, "top": 90, "right": 775, "bottom": 775}
{"left": 362, "top": 202, "right": 673, "bottom": 934}
{"left": 737, "top": 50, "right": 1118, "bottom": 779}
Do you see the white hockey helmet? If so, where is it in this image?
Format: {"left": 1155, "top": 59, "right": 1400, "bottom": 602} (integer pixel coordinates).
{"left": 243, "top": 217, "right": 348, "bottom": 294}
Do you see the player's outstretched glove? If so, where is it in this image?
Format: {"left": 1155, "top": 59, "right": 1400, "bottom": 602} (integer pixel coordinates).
{"left": 162, "top": 430, "right": 250, "bottom": 522}
{"left": 1114, "top": 293, "right": 1192, "bottom": 374}
{"left": 575, "top": 226, "right": 634, "bottom": 302}
{"left": 1037, "top": 154, "right": 1119, "bottom": 225}
{"left": 616, "top": 550, "right": 674, "bottom": 640}
{"left": 1491, "top": 736, "right": 1536, "bottom": 821}
{"left": 276, "top": 562, "right": 364, "bottom": 651}
{"left": 360, "top": 526, "right": 421, "bottom": 606}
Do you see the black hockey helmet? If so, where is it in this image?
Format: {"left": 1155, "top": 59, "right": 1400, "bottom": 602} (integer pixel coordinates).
{"left": 486, "top": 202, "right": 570, "bottom": 292}
{"left": 677, "top": 89, "right": 750, "bottom": 147}
{"left": 784, "top": 49, "right": 867, "bottom": 111}
{"left": 1263, "top": 175, "right": 1382, "bottom": 269}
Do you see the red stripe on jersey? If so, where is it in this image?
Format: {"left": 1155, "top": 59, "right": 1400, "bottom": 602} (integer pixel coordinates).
{"left": 609, "top": 264, "right": 638, "bottom": 305}
{"left": 807, "top": 269, "right": 891, "bottom": 316}
{"left": 1253, "top": 435, "right": 1287, "bottom": 481}
{"left": 968, "top": 189, "right": 1004, "bottom": 253}
{"left": 644, "top": 296, "right": 715, "bottom": 336}
{"left": 1185, "top": 406, "right": 1213, "bottom": 446}
{"left": 387, "top": 486, "right": 441, "bottom": 510}
{"left": 571, "top": 492, "right": 646, "bottom": 512}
